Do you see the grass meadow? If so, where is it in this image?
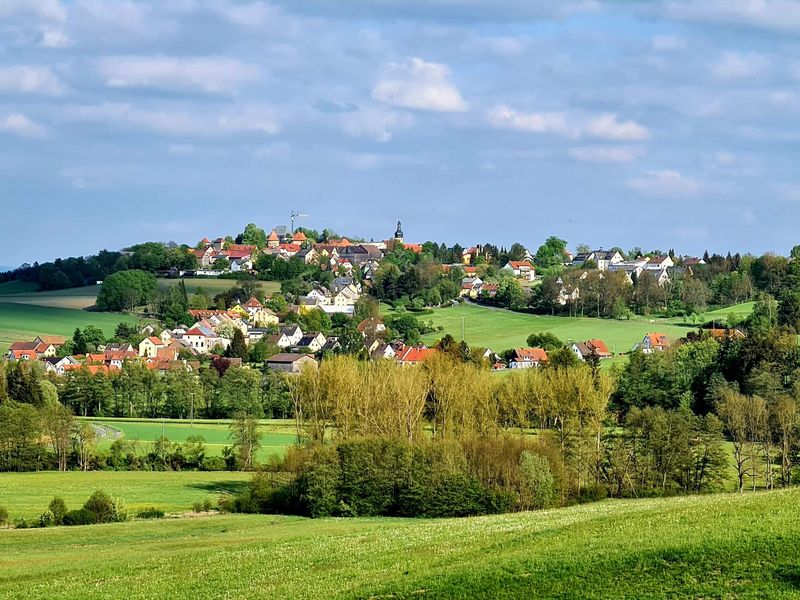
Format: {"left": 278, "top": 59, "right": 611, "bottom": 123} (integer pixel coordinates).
{"left": 88, "top": 418, "right": 297, "bottom": 460}
{"left": 0, "top": 488, "right": 797, "bottom": 599}
{"left": 415, "top": 302, "right": 692, "bottom": 355}
{"left": 0, "top": 471, "right": 250, "bottom": 520}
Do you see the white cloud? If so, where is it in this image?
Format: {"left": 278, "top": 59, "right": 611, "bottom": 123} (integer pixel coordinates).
{"left": 711, "top": 52, "right": 770, "bottom": 80}
{"left": 206, "top": 1, "right": 275, "bottom": 27}
{"left": 98, "top": 56, "right": 260, "bottom": 94}
{"left": 0, "top": 66, "right": 64, "bottom": 95}
{"left": 39, "top": 29, "right": 72, "bottom": 48}
{"left": 487, "top": 105, "right": 573, "bottom": 136}
{"left": 652, "top": 34, "right": 686, "bottom": 51}
{"left": 626, "top": 170, "right": 702, "bottom": 198}
{"left": 0, "top": 0, "right": 65, "bottom": 21}
{"left": 585, "top": 113, "right": 649, "bottom": 141}
{"left": 341, "top": 108, "right": 413, "bottom": 142}
{"left": 372, "top": 58, "right": 467, "bottom": 113}
{"left": 64, "top": 103, "right": 279, "bottom": 137}
{"left": 570, "top": 146, "right": 642, "bottom": 163}
{"left": 0, "top": 114, "right": 47, "bottom": 138}
{"left": 664, "top": 0, "right": 800, "bottom": 32}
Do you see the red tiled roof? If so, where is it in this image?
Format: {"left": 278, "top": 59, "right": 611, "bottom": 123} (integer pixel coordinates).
{"left": 268, "top": 230, "right": 279, "bottom": 241}
{"left": 514, "top": 347, "right": 548, "bottom": 362}
{"left": 646, "top": 333, "right": 670, "bottom": 348}
{"left": 244, "top": 296, "right": 263, "bottom": 308}
{"left": 146, "top": 336, "right": 164, "bottom": 346}
{"left": 292, "top": 231, "right": 307, "bottom": 242}
{"left": 587, "top": 339, "right": 611, "bottom": 356}
{"left": 403, "top": 243, "right": 423, "bottom": 253}
{"left": 280, "top": 243, "right": 302, "bottom": 253}
{"left": 508, "top": 261, "right": 534, "bottom": 269}
{"left": 397, "top": 346, "right": 436, "bottom": 363}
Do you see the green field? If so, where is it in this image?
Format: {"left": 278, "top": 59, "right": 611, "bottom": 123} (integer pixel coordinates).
{"left": 0, "top": 471, "right": 250, "bottom": 520}
{"left": 0, "top": 488, "right": 797, "bottom": 598}
{"left": 414, "top": 303, "right": 691, "bottom": 354}
{"left": 89, "top": 418, "right": 297, "bottom": 460}
{"left": 158, "top": 278, "right": 280, "bottom": 297}
{"left": 0, "top": 303, "right": 139, "bottom": 354}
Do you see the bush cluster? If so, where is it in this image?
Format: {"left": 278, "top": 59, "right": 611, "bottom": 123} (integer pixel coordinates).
{"left": 228, "top": 437, "right": 556, "bottom": 518}
{"left": 21, "top": 492, "right": 129, "bottom": 529}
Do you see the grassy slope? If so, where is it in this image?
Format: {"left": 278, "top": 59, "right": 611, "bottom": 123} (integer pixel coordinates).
{"left": 415, "top": 303, "right": 691, "bottom": 354}
{"left": 89, "top": 418, "right": 297, "bottom": 460}
{"left": 0, "top": 489, "right": 798, "bottom": 599}
{"left": 0, "top": 303, "right": 139, "bottom": 354}
{"left": 0, "top": 471, "right": 250, "bottom": 520}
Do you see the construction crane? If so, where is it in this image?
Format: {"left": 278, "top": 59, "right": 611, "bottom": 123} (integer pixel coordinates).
{"left": 291, "top": 211, "right": 308, "bottom": 233}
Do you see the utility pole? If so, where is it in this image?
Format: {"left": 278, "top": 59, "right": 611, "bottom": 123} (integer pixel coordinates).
{"left": 190, "top": 392, "right": 194, "bottom": 428}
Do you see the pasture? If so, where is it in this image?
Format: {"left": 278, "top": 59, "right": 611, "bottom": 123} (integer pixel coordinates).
{"left": 0, "top": 471, "right": 250, "bottom": 520}
{"left": 89, "top": 418, "right": 297, "bottom": 460}
{"left": 158, "top": 278, "right": 281, "bottom": 297}
{"left": 415, "top": 303, "right": 690, "bottom": 354}
{"left": 0, "top": 488, "right": 797, "bottom": 599}
{"left": 0, "top": 303, "right": 139, "bottom": 354}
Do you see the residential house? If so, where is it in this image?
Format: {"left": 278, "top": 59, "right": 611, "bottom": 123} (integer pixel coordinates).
{"left": 266, "top": 353, "right": 319, "bottom": 373}
{"left": 295, "top": 332, "right": 326, "bottom": 352}
{"left": 371, "top": 342, "right": 396, "bottom": 360}
{"left": 509, "top": 347, "right": 548, "bottom": 368}
{"left": 395, "top": 344, "right": 436, "bottom": 366}
{"left": 280, "top": 325, "right": 304, "bottom": 347}
{"left": 571, "top": 339, "right": 613, "bottom": 361}
{"left": 478, "top": 282, "right": 499, "bottom": 299}
{"left": 138, "top": 336, "right": 166, "bottom": 358}
{"left": 357, "top": 317, "right": 386, "bottom": 337}
{"left": 635, "top": 332, "right": 671, "bottom": 353}
{"left": 572, "top": 250, "right": 624, "bottom": 271}
{"left": 42, "top": 356, "right": 79, "bottom": 375}
{"left": 643, "top": 255, "right": 674, "bottom": 271}
{"left": 502, "top": 261, "right": 536, "bottom": 281}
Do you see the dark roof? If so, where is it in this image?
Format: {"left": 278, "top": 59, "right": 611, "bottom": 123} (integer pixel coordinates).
{"left": 267, "top": 353, "right": 317, "bottom": 364}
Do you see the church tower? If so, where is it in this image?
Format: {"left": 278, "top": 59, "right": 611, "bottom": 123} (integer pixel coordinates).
{"left": 394, "top": 220, "right": 404, "bottom": 243}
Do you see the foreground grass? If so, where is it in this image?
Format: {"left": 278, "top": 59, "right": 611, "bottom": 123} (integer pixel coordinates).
{"left": 0, "top": 488, "right": 798, "bottom": 599}
{"left": 0, "top": 471, "right": 250, "bottom": 520}
{"left": 416, "top": 303, "right": 690, "bottom": 354}
{"left": 89, "top": 418, "right": 297, "bottom": 460}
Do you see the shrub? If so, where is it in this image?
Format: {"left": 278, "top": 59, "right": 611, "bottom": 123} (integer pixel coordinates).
{"left": 0, "top": 506, "right": 9, "bottom": 526}
{"left": 232, "top": 473, "right": 294, "bottom": 514}
{"left": 192, "top": 501, "right": 204, "bottom": 513}
{"left": 137, "top": 508, "right": 165, "bottom": 519}
{"left": 110, "top": 497, "right": 128, "bottom": 522}
{"left": 84, "top": 491, "right": 114, "bottom": 523}
{"left": 62, "top": 508, "right": 97, "bottom": 526}
{"left": 296, "top": 445, "right": 340, "bottom": 518}
{"left": 38, "top": 510, "right": 55, "bottom": 528}
{"left": 202, "top": 499, "right": 213, "bottom": 512}
{"left": 48, "top": 497, "right": 68, "bottom": 525}
{"left": 201, "top": 456, "right": 226, "bottom": 471}
{"left": 519, "top": 451, "right": 555, "bottom": 510}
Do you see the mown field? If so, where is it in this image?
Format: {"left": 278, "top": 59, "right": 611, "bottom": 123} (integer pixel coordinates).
{"left": 0, "top": 304, "right": 139, "bottom": 354}
{"left": 0, "top": 488, "right": 797, "bottom": 599}
{"left": 415, "top": 303, "right": 692, "bottom": 354}
{"left": 0, "top": 471, "right": 250, "bottom": 521}
{"left": 89, "top": 418, "right": 297, "bottom": 460}
{"left": 0, "top": 278, "right": 279, "bottom": 353}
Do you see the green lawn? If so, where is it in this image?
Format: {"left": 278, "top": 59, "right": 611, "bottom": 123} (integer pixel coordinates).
{"left": 0, "top": 471, "right": 250, "bottom": 520}
{"left": 0, "top": 488, "right": 797, "bottom": 599}
{"left": 158, "top": 278, "right": 280, "bottom": 297}
{"left": 0, "top": 303, "right": 139, "bottom": 354}
{"left": 413, "top": 303, "right": 690, "bottom": 354}
{"left": 88, "top": 418, "right": 297, "bottom": 460}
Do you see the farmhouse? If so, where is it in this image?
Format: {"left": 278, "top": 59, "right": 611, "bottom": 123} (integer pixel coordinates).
{"left": 635, "top": 332, "right": 671, "bottom": 353}
{"left": 571, "top": 339, "right": 613, "bottom": 361}
{"left": 509, "top": 347, "right": 548, "bottom": 368}
{"left": 502, "top": 261, "right": 536, "bottom": 281}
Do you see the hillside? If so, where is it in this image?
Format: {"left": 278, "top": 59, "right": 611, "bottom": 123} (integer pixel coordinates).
{"left": 415, "top": 302, "right": 692, "bottom": 354}
{"left": 0, "top": 488, "right": 797, "bottom": 599}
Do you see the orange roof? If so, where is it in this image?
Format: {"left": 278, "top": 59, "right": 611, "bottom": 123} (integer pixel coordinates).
{"left": 146, "top": 336, "right": 164, "bottom": 346}
{"left": 86, "top": 353, "right": 106, "bottom": 364}
{"left": 587, "top": 339, "right": 611, "bottom": 355}
{"left": 244, "top": 296, "right": 262, "bottom": 308}
{"left": 397, "top": 346, "right": 436, "bottom": 363}
{"left": 292, "top": 231, "right": 307, "bottom": 241}
{"left": 11, "top": 349, "right": 37, "bottom": 360}
{"left": 508, "top": 261, "right": 534, "bottom": 269}
{"left": 403, "top": 243, "right": 423, "bottom": 253}
{"left": 37, "top": 335, "right": 67, "bottom": 345}
{"left": 514, "top": 347, "right": 548, "bottom": 362}
{"left": 280, "top": 243, "right": 302, "bottom": 252}
{"left": 267, "top": 230, "right": 279, "bottom": 241}
{"left": 646, "top": 333, "right": 670, "bottom": 348}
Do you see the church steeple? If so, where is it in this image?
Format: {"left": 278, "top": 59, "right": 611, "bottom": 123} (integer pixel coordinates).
{"left": 394, "top": 220, "right": 404, "bottom": 242}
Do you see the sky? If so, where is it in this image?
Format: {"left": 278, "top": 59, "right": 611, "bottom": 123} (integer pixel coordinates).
{"left": 2, "top": 0, "right": 800, "bottom": 267}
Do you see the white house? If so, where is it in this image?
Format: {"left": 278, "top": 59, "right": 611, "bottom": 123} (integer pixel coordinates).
{"left": 502, "top": 261, "right": 535, "bottom": 281}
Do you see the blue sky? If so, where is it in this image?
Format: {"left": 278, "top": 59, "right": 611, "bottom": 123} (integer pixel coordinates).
{"left": 2, "top": 0, "right": 800, "bottom": 267}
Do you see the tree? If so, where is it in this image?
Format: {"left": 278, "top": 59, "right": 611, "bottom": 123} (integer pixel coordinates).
{"left": 40, "top": 404, "right": 74, "bottom": 471}
{"left": 534, "top": 236, "right": 568, "bottom": 275}
{"left": 240, "top": 223, "right": 267, "bottom": 248}
{"left": 230, "top": 411, "right": 261, "bottom": 470}
{"left": 73, "top": 421, "right": 97, "bottom": 471}
{"left": 96, "top": 270, "right": 156, "bottom": 311}
{"left": 496, "top": 279, "right": 525, "bottom": 310}
{"left": 526, "top": 332, "right": 564, "bottom": 351}
{"left": 778, "top": 291, "right": 800, "bottom": 331}
{"left": 226, "top": 329, "right": 249, "bottom": 361}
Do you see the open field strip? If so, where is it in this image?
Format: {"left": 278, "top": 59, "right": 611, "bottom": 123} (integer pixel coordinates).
{"left": 0, "top": 488, "right": 797, "bottom": 599}
{"left": 414, "top": 303, "right": 691, "bottom": 354}
{"left": 0, "top": 471, "right": 250, "bottom": 520}
{"left": 0, "top": 304, "right": 139, "bottom": 354}
{"left": 87, "top": 418, "right": 297, "bottom": 460}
